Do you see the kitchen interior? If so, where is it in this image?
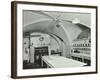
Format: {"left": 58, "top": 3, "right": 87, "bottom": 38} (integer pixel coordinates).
{"left": 23, "top": 10, "right": 91, "bottom": 69}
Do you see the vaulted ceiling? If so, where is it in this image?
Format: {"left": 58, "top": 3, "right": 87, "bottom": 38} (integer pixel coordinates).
{"left": 23, "top": 10, "right": 90, "bottom": 42}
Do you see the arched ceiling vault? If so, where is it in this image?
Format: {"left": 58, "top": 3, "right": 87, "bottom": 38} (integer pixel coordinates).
{"left": 23, "top": 10, "right": 90, "bottom": 42}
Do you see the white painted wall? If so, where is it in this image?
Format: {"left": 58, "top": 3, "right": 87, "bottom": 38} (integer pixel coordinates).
{"left": 24, "top": 33, "right": 61, "bottom": 63}
{"left": 23, "top": 37, "right": 29, "bottom": 60}
{"left": 0, "top": 0, "right": 100, "bottom": 80}
{"left": 50, "top": 36, "right": 59, "bottom": 51}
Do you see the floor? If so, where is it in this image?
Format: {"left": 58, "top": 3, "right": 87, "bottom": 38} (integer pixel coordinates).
{"left": 23, "top": 60, "right": 47, "bottom": 69}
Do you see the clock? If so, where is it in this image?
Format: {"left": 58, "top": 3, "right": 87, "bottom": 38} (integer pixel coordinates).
{"left": 39, "top": 37, "right": 44, "bottom": 41}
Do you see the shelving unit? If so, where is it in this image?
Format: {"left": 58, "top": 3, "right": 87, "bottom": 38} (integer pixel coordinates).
{"left": 71, "top": 39, "right": 91, "bottom": 66}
